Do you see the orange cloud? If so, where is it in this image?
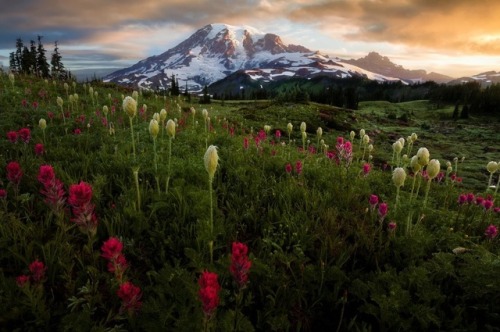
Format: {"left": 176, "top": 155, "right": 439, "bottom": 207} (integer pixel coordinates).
{"left": 288, "top": 0, "right": 500, "bottom": 55}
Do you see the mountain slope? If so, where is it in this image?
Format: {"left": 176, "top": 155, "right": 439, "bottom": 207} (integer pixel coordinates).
{"left": 344, "top": 52, "right": 453, "bottom": 83}
{"left": 104, "top": 24, "right": 402, "bottom": 91}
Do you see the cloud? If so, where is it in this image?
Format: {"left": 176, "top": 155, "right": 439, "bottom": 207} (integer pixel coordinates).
{"left": 287, "top": 0, "right": 500, "bottom": 55}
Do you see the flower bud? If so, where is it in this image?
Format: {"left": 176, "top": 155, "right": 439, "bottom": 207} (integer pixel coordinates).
{"left": 300, "top": 122, "right": 306, "bottom": 133}
{"left": 123, "top": 96, "right": 137, "bottom": 118}
{"left": 166, "top": 119, "right": 176, "bottom": 138}
{"left": 411, "top": 133, "right": 418, "bottom": 142}
{"left": 103, "top": 106, "right": 109, "bottom": 115}
{"left": 350, "top": 131, "right": 355, "bottom": 141}
{"left": 417, "top": 147, "right": 430, "bottom": 166}
{"left": 204, "top": 145, "right": 219, "bottom": 180}
{"left": 264, "top": 125, "right": 271, "bottom": 134}
{"left": 392, "top": 167, "right": 407, "bottom": 188}
{"left": 202, "top": 109, "right": 208, "bottom": 120}
{"left": 57, "top": 96, "right": 63, "bottom": 107}
{"left": 486, "top": 161, "right": 498, "bottom": 173}
{"left": 190, "top": 107, "right": 196, "bottom": 115}
{"left": 39, "top": 118, "right": 47, "bottom": 130}
{"left": 149, "top": 119, "right": 159, "bottom": 138}
{"left": 287, "top": 123, "right": 293, "bottom": 134}
{"left": 410, "top": 155, "right": 421, "bottom": 173}
{"left": 153, "top": 112, "right": 160, "bottom": 122}
{"left": 316, "top": 127, "right": 323, "bottom": 138}
{"left": 398, "top": 137, "right": 405, "bottom": 147}
{"left": 393, "top": 141, "right": 403, "bottom": 154}
{"left": 160, "top": 109, "right": 167, "bottom": 121}
{"left": 362, "top": 134, "right": 369, "bottom": 145}
{"left": 368, "top": 144, "right": 373, "bottom": 152}
{"left": 132, "top": 90, "right": 139, "bottom": 101}
{"left": 359, "top": 129, "right": 365, "bottom": 138}
{"left": 427, "top": 159, "right": 441, "bottom": 179}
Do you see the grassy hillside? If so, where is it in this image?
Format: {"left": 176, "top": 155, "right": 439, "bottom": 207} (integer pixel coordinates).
{"left": 0, "top": 73, "right": 499, "bottom": 331}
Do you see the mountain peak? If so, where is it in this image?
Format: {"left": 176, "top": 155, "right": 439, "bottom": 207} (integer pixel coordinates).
{"left": 345, "top": 51, "right": 452, "bottom": 83}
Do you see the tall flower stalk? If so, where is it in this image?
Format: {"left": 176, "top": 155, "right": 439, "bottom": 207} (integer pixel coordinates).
{"left": 204, "top": 145, "right": 219, "bottom": 264}
{"left": 393, "top": 167, "right": 406, "bottom": 209}
{"left": 123, "top": 96, "right": 138, "bottom": 161}
{"left": 165, "top": 119, "right": 176, "bottom": 193}
{"left": 149, "top": 119, "right": 160, "bottom": 193}
{"left": 133, "top": 167, "right": 141, "bottom": 211}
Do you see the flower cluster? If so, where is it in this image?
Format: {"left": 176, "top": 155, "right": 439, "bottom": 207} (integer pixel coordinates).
{"left": 101, "top": 237, "right": 141, "bottom": 315}
{"left": 457, "top": 193, "right": 496, "bottom": 211}
{"left": 16, "top": 259, "right": 47, "bottom": 287}
{"left": 6, "top": 128, "right": 31, "bottom": 144}
{"left": 368, "top": 194, "right": 388, "bottom": 222}
{"left": 68, "top": 181, "right": 97, "bottom": 234}
{"left": 198, "top": 271, "right": 221, "bottom": 317}
{"left": 485, "top": 224, "right": 498, "bottom": 239}
{"left": 37, "top": 165, "right": 66, "bottom": 213}
{"left": 335, "top": 137, "right": 353, "bottom": 166}
{"left": 285, "top": 160, "right": 303, "bottom": 175}
{"left": 230, "top": 242, "right": 252, "bottom": 288}
{"left": 117, "top": 281, "right": 142, "bottom": 315}
{"left": 101, "top": 237, "right": 128, "bottom": 281}
{"left": 6, "top": 161, "right": 23, "bottom": 186}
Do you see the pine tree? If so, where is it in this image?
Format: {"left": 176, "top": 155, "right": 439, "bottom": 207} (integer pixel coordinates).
{"left": 21, "top": 46, "right": 31, "bottom": 74}
{"left": 50, "top": 41, "right": 65, "bottom": 79}
{"left": 15, "top": 38, "right": 23, "bottom": 73}
{"left": 9, "top": 52, "right": 16, "bottom": 72}
{"left": 29, "top": 40, "right": 37, "bottom": 74}
{"left": 37, "top": 35, "right": 50, "bottom": 78}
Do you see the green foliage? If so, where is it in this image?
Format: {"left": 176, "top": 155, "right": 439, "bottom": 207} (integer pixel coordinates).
{"left": 0, "top": 73, "right": 499, "bottom": 330}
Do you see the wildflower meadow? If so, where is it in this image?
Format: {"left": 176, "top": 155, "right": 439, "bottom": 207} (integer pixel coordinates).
{"left": 0, "top": 71, "right": 499, "bottom": 331}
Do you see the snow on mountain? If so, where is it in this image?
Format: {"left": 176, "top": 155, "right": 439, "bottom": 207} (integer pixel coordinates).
{"left": 104, "top": 24, "right": 410, "bottom": 91}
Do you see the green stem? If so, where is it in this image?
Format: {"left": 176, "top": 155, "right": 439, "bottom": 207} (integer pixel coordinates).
{"left": 153, "top": 138, "right": 160, "bottom": 194}
{"left": 166, "top": 137, "right": 172, "bottom": 193}
{"left": 409, "top": 171, "right": 418, "bottom": 203}
{"left": 209, "top": 177, "right": 214, "bottom": 265}
{"left": 133, "top": 169, "right": 141, "bottom": 211}
{"left": 129, "top": 117, "right": 136, "bottom": 161}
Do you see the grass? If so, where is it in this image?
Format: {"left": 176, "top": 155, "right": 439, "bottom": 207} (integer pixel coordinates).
{"left": 0, "top": 73, "right": 499, "bottom": 331}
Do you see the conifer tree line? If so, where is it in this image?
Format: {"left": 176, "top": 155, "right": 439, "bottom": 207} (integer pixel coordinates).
{"left": 8, "top": 36, "right": 71, "bottom": 79}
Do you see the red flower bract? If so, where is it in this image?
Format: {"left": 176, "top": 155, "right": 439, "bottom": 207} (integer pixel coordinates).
{"left": 6, "top": 161, "right": 23, "bottom": 185}
{"left": 68, "top": 181, "right": 93, "bottom": 207}
{"left": 38, "top": 165, "right": 55, "bottom": 187}
{"left": 198, "top": 270, "right": 221, "bottom": 316}
{"left": 29, "top": 259, "right": 46, "bottom": 282}
{"left": 230, "top": 242, "right": 252, "bottom": 288}
{"left": 117, "top": 281, "right": 142, "bottom": 314}
{"left": 16, "top": 275, "right": 30, "bottom": 287}
{"left": 101, "top": 237, "right": 124, "bottom": 260}
{"left": 34, "top": 143, "right": 44, "bottom": 156}
{"left": 6, "top": 131, "right": 18, "bottom": 143}
{"left": 18, "top": 128, "right": 31, "bottom": 144}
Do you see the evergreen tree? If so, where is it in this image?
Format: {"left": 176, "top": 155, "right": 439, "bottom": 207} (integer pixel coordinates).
{"left": 200, "top": 85, "right": 211, "bottom": 104}
{"left": 15, "top": 38, "right": 23, "bottom": 73}
{"left": 37, "top": 35, "right": 50, "bottom": 78}
{"left": 50, "top": 41, "right": 65, "bottom": 79}
{"left": 29, "top": 40, "right": 37, "bottom": 74}
{"left": 21, "top": 46, "right": 31, "bottom": 74}
{"left": 9, "top": 52, "right": 16, "bottom": 72}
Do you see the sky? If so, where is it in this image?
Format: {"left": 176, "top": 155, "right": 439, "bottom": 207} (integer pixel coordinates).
{"left": 1, "top": 0, "right": 500, "bottom": 78}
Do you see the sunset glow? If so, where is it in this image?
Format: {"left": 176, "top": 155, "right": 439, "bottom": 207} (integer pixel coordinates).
{"left": 1, "top": 0, "right": 499, "bottom": 77}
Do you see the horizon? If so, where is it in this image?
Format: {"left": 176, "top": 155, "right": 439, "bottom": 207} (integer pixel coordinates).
{"left": 1, "top": 1, "right": 500, "bottom": 78}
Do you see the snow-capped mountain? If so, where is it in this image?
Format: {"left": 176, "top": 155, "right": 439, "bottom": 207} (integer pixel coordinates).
{"left": 448, "top": 71, "right": 500, "bottom": 86}
{"left": 344, "top": 52, "right": 452, "bottom": 83}
{"left": 104, "top": 23, "right": 404, "bottom": 91}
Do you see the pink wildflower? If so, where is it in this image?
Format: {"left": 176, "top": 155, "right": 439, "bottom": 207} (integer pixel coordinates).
{"left": 117, "top": 281, "right": 142, "bottom": 314}
{"left": 485, "top": 224, "right": 498, "bottom": 239}
{"left": 29, "top": 259, "right": 46, "bottom": 283}
{"left": 230, "top": 242, "right": 252, "bottom": 288}
{"left": 6, "top": 131, "right": 18, "bottom": 143}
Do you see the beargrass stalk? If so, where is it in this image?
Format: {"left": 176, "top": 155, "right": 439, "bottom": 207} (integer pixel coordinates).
{"left": 204, "top": 145, "right": 219, "bottom": 264}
